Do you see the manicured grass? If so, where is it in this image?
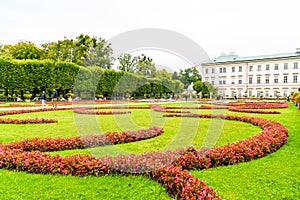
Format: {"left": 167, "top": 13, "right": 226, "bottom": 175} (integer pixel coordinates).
{"left": 192, "top": 102, "right": 300, "bottom": 199}
{"left": 0, "top": 101, "right": 299, "bottom": 199}
{"left": 0, "top": 169, "right": 171, "bottom": 200}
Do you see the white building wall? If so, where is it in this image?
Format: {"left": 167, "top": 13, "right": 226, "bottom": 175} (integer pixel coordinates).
{"left": 202, "top": 56, "right": 300, "bottom": 98}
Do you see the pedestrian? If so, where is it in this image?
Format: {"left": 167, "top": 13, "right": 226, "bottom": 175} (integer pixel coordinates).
{"left": 52, "top": 89, "right": 58, "bottom": 108}
{"left": 41, "top": 90, "right": 47, "bottom": 107}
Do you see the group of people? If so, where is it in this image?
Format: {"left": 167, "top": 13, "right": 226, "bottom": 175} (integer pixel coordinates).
{"left": 40, "top": 89, "right": 58, "bottom": 108}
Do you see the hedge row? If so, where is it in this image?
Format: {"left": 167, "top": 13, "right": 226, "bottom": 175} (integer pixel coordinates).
{"left": 0, "top": 58, "right": 184, "bottom": 99}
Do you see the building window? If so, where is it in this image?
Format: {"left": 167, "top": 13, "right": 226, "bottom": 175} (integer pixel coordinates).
{"left": 223, "top": 67, "right": 226, "bottom": 73}
{"left": 257, "top": 91, "right": 260, "bottom": 97}
{"left": 266, "top": 64, "right": 270, "bottom": 70}
{"left": 265, "top": 90, "right": 269, "bottom": 97}
{"left": 249, "top": 77, "right": 253, "bottom": 84}
{"left": 284, "top": 75, "right": 288, "bottom": 83}
{"left": 223, "top": 80, "right": 226, "bottom": 84}
{"left": 274, "top": 76, "right": 278, "bottom": 83}
{"left": 219, "top": 68, "right": 222, "bottom": 73}
{"left": 257, "top": 65, "right": 261, "bottom": 71}
{"left": 293, "top": 75, "right": 298, "bottom": 83}
{"left": 238, "top": 79, "right": 242, "bottom": 84}
{"left": 219, "top": 80, "right": 222, "bottom": 84}
{"left": 274, "top": 91, "right": 278, "bottom": 97}
{"left": 265, "top": 77, "right": 269, "bottom": 84}
{"left": 249, "top": 66, "right": 253, "bottom": 71}
{"left": 283, "top": 90, "right": 287, "bottom": 97}
{"left": 257, "top": 77, "right": 261, "bottom": 84}
{"left": 231, "top": 91, "right": 235, "bottom": 97}
{"left": 284, "top": 63, "right": 288, "bottom": 70}
{"left": 294, "top": 62, "right": 298, "bottom": 69}
{"left": 249, "top": 90, "right": 252, "bottom": 97}
{"left": 211, "top": 80, "right": 214, "bottom": 85}
{"left": 238, "top": 91, "right": 242, "bottom": 97}
{"left": 275, "top": 64, "right": 279, "bottom": 70}
{"left": 239, "top": 66, "right": 242, "bottom": 72}
{"left": 232, "top": 67, "right": 235, "bottom": 72}
{"left": 205, "top": 68, "right": 208, "bottom": 74}
{"left": 212, "top": 68, "right": 215, "bottom": 73}
{"left": 231, "top": 78, "right": 235, "bottom": 84}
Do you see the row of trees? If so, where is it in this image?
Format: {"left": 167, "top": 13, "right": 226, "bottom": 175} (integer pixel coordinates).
{"left": 0, "top": 34, "right": 113, "bottom": 68}
{"left": 0, "top": 34, "right": 217, "bottom": 99}
{"left": 0, "top": 58, "right": 184, "bottom": 100}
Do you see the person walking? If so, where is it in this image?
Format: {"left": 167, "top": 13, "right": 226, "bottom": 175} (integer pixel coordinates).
{"left": 52, "top": 89, "right": 58, "bottom": 108}
{"left": 41, "top": 90, "right": 47, "bottom": 107}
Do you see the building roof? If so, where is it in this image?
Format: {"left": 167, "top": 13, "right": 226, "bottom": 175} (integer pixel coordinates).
{"left": 206, "top": 51, "right": 300, "bottom": 64}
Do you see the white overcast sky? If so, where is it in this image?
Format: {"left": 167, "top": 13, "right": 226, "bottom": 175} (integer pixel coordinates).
{"left": 1, "top": 0, "right": 299, "bottom": 69}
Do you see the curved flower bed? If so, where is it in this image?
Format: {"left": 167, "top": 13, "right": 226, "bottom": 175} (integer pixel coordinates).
{"left": 0, "top": 118, "right": 57, "bottom": 124}
{"left": 150, "top": 105, "right": 191, "bottom": 113}
{"left": 9, "top": 104, "right": 40, "bottom": 107}
{"left": 3, "top": 126, "right": 163, "bottom": 152}
{"left": 0, "top": 108, "right": 71, "bottom": 116}
{"left": 228, "top": 107, "right": 281, "bottom": 114}
{"left": 150, "top": 104, "right": 227, "bottom": 112}
{"left": 168, "top": 114, "right": 288, "bottom": 169}
{"left": 243, "top": 102, "right": 288, "bottom": 108}
{"left": 73, "top": 107, "right": 131, "bottom": 115}
{"left": 35, "top": 102, "right": 73, "bottom": 106}
{"left": 94, "top": 106, "right": 150, "bottom": 109}
{"left": 226, "top": 102, "right": 287, "bottom": 114}
{"left": 0, "top": 107, "right": 71, "bottom": 124}
{"left": 0, "top": 110, "right": 288, "bottom": 199}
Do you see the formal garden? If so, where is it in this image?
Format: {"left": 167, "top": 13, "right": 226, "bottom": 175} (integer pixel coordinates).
{"left": 0, "top": 39, "right": 299, "bottom": 199}
{"left": 0, "top": 99, "right": 299, "bottom": 200}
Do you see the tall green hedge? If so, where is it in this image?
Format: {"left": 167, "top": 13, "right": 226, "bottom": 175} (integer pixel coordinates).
{"left": 0, "top": 58, "right": 183, "bottom": 100}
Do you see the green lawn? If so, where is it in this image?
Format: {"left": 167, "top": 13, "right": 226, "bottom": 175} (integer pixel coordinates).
{"left": 0, "top": 102, "right": 299, "bottom": 199}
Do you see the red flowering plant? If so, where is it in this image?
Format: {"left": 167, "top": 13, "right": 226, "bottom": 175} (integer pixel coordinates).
{"left": 3, "top": 126, "right": 163, "bottom": 152}
{"left": 0, "top": 107, "right": 71, "bottom": 124}
{"left": 0, "top": 103, "right": 290, "bottom": 199}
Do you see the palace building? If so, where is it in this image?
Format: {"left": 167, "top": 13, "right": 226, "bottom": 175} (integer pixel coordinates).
{"left": 201, "top": 49, "right": 300, "bottom": 98}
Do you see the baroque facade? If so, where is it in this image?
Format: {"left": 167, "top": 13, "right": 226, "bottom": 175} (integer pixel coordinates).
{"left": 201, "top": 49, "right": 300, "bottom": 98}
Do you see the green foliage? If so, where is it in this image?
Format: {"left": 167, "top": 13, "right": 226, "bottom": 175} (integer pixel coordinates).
{"left": 117, "top": 53, "right": 138, "bottom": 72}
{"left": 136, "top": 54, "right": 156, "bottom": 77}
{"left": 155, "top": 69, "right": 172, "bottom": 80}
{"left": 0, "top": 58, "right": 183, "bottom": 100}
{"left": 193, "top": 81, "right": 217, "bottom": 98}
{"left": 41, "top": 34, "right": 113, "bottom": 68}
{"left": 0, "top": 41, "right": 43, "bottom": 60}
{"left": 23, "top": 91, "right": 32, "bottom": 99}
{"left": 179, "top": 67, "right": 202, "bottom": 87}
{"left": 118, "top": 53, "right": 156, "bottom": 77}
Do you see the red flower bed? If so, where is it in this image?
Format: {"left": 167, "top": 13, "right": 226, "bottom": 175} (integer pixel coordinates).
{"left": 151, "top": 165, "right": 221, "bottom": 199}
{"left": 35, "top": 102, "right": 73, "bottom": 106}
{"left": 164, "top": 113, "right": 288, "bottom": 169}
{"left": 150, "top": 104, "right": 227, "bottom": 113}
{"left": 0, "top": 107, "right": 71, "bottom": 116}
{"left": 94, "top": 100, "right": 139, "bottom": 104}
{"left": 0, "top": 118, "right": 57, "bottom": 124}
{"left": 9, "top": 104, "right": 40, "bottom": 107}
{"left": 150, "top": 105, "right": 191, "bottom": 113}
{"left": 228, "top": 107, "right": 281, "bottom": 114}
{"left": 199, "top": 105, "right": 228, "bottom": 109}
{"left": 4, "top": 126, "right": 163, "bottom": 152}
{"left": 244, "top": 102, "right": 288, "bottom": 108}
{"left": 0, "top": 108, "right": 70, "bottom": 124}
{"left": 0, "top": 103, "right": 290, "bottom": 199}
{"left": 73, "top": 107, "right": 131, "bottom": 115}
